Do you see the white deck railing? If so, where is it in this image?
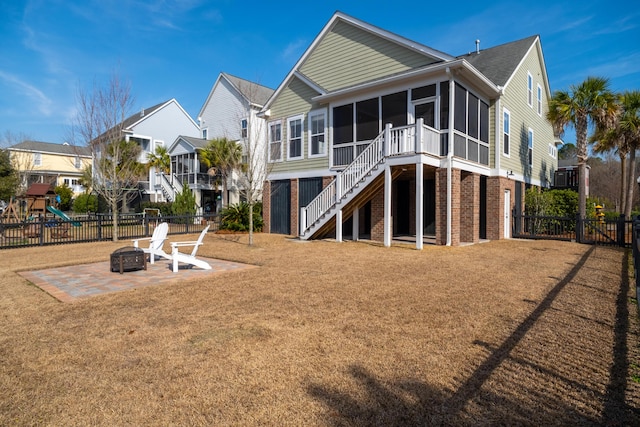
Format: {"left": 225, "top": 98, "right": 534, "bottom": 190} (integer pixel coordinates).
{"left": 300, "top": 119, "right": 441, "bottom": 237}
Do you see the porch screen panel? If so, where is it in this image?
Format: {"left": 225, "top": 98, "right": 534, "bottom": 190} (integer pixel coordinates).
{"left": 440, "top": 82, "right": 449, "bottom": 130}
{"left": 333, "top": 104, "right": 353, "bottom": 144}
{"left": 356, "top": 98, "right": 379, "bottom": 141}
{"left": 382, "top": 91, "right": 408, "bottom": 128}
{"left": 468, "top": 93, "right": 479, "bottom": 139}
{"left": 454, "top": 83, "right": 467, "bottom": 133}
{"left": 480, "top": 101, "right": 489, "bottom": 143}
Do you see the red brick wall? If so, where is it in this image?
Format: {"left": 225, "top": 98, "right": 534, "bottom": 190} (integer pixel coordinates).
{"left": 486, "top": 176, "right": 516, "bottom": 240}
{"left": 460, "top": 172, "right": 480, "bottom": 243}
{"left": 435, "top": 168, "right": 461, "bottom": 245}
{"left": 370, "top": 187, "right": 385, "bottom": 241}
{"left": 262, "top": 180, "right": 271, "bottom": 234}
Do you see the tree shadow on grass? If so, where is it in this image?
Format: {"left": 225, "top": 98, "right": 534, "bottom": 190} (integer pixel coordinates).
{"left": 309, "top": 246, "right": 640, "bottom": 425}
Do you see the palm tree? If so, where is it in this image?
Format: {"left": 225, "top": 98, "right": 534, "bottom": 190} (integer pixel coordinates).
{"left": 546, "top": 77, "right": 617, "bottom": 221}
{"left": 200, "top": 137, "right": 243, "bottom": 208}
{"left": 146, "top": 145, "right": 170, "bottom": 174}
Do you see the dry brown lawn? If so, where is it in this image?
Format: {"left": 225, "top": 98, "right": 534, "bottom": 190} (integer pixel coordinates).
{"left": 1, "top": 234, "right": 639, "bottom": 426}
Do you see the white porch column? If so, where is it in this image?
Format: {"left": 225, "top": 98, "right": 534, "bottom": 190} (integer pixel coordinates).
{"left": 416, "top": 162, "right": 424, "bottom": 250}
{"left": 352, "top": 206, "right": 359, "bottom": 241}
{"left": 384, "top": 164, "right": 392, "bottom": 247}
{"left": 415, "top": 118, "right": 424, "bottom": 153}
{"left": 336, "top": 208, "right": 343, "bottom": 243}
{"left": 299, "top": 208, "right": 306, "bottom": 236}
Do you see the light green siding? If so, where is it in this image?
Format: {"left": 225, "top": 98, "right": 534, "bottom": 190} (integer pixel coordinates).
{"left": 500, "top": 42, "right": 556, "bottom": 185}
{"left": 300, "top": 21, "right": 438, "bottom": 92}
{"left": 269, "top": 77, "right": 329, "bottom": 174}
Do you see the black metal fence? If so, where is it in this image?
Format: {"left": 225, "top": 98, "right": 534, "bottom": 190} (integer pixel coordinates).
{"left": 0, "top": 213, "right": 220, "bottom": 249}
{"left": 513, "top": 214, "right": 632, "bottom": 247}
{"left": 632, "top": 217, "right": 640, "bottom": 310}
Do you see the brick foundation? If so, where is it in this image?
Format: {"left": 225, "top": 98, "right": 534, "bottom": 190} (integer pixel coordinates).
{"left": 262, "top": 180, "right": 271, "bottom": 234}
{"left": 486, "top": 176, "right": 516, "bottom": 240}
{"left": 460, "top": 172, "right": 480, "bottom": 243}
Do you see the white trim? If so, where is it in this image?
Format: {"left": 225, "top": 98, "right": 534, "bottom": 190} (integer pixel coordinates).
{"left": 293, "top": 71, "right": 327, "bottom": 95}
{"left": 527, "top": 72, "right": 533, "bottom": 107}
{"left": 286, "top": 114, "right": 304, "bottom": 161}
{"left": 503, "top": 108, "right": 511, "bottom": 157}
{"left": 307, "top": 109, "right": 327, "bottom": 158}
{"left": 267, "top": 168, "right": 335, "bottom": 181}
{"left": 33, "top": 152, "right": 42, "bottom": 166}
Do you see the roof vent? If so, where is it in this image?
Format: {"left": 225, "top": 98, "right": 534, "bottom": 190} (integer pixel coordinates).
{"left": 141, "top": 108, "right": 145, "bottom": 117}
{"left": 475, "top": 39, "right": 480, "bottom": 54}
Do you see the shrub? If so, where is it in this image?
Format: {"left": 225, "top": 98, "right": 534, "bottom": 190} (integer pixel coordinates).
{"left": 221, "top": 202, "right": 263, "bottom": 232}
{"left": 73, "top": 193, "right": 98, "bottom": 213}
{"left": 171, "top": 186, "right": 196, "bottom": 223}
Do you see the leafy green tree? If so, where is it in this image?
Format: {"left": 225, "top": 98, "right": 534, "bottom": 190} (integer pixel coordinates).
{"left": 54, "top": 183, "right": 74, "bottom": 211}
{"left": 547, "top": 77, "right": 617, "bottom": 220}
{"left": 0, "top": 148, "right": 18, "bottom": 201}
{"left": 558, "top": 143, "right": 577, "bottom": 160}
{"left": 171, "top": 185, "right": 196, "bottom": 219}
{"left": 200, "top": 137, "right": 243, "bottom": 209}
{"left": 73, "top": 193, "right": 98, "bottom": 213}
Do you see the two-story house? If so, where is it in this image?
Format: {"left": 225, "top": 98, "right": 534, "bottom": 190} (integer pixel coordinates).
{"left": 99, "top": 98, "right": 200, "bottom": 204}
{"left": 260, "top": 12, "right": 558, "bottom": 247}
{"left": 169, "top": 73, "right": 274, "bottom": 212}
{"left": 8, "top": 141, "right": 91, "bottom": 196}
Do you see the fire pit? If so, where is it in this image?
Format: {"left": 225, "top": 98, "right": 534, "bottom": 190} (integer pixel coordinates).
{"left": 110, "top": 247, "right": 147, "bottom": 274}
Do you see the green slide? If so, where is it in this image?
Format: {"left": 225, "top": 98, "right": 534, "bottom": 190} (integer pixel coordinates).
{"left": 47, "top": 206, "right": 82, "bottom": 226}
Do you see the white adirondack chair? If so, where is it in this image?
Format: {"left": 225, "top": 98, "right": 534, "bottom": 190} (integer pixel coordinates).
{"left": 170, "top": 225, "right": 212, "bottom": 273}
{"left": 132, "top": 222, "right": 170, "bottom": 264}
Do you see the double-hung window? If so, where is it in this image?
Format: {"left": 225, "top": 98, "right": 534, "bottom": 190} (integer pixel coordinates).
{"left": 268, "top": 121, "right": 282, "bottom": 162}
{"left": 74, "top": 156, "right": 81, "bottom": 169}
{"left": 527, "top": 72, "right": 533, "bottom": 107}
{"left": 503, "top": 109, "right": 510, "bottom": 156}
{"left": 33, "top": 152, "right": 42, "bottom": 166}
{"left": 287, "top": 115, "right": 303, "bottom": 160}
{"left": 308, "top": 110, "right": 326, "bottom": 157}
{"left": 537, "top": 84, "right": 542, "bottom": 116}
{"left": 528, "top": 128, "right": 534, "bottom": 167}
{"left": 241, "top": 119, "right": 248, "bottom": 138}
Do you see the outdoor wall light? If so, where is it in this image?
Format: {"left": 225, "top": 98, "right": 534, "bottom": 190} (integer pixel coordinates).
{"left": 507, "top": 170, "right": 514, "bottom": 179}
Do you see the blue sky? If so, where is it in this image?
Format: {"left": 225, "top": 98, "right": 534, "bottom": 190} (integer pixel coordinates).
{"left": 1, "top": 0, "right": 638, "bottom": 146}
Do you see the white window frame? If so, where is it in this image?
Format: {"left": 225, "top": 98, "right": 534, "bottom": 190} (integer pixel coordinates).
{"left": 74, "top": 156, "right": 81, "bottom": 169}
{"left": 527, "top": 72, "right": 533, "bottom": 107}
{"left": 202, "top": 128, "right": 208, "bottom": 140}
{"left": 308, "top": 109, "right": 327, "bottom": 158}
{"left": 548, "top": 143, "right": 557, "bottom": 159}
{"left": 241, "top": 118, "right": 248, "bottom": 139}
{"left": 528, "top": 128, "right": 534, "bottom": 167}
{"left": 503, "top": 108, "right": 510, "bottom": 157}
{"left": 268, "top": 120, "right": 283, "bottom": 162}
{"left": 537, "top": 84, "right": 542, "bottom": 116}
{"left": 287, "top": 115, "right": 304, "bottom": 161}
{"left": 33, "top": 152, "right": 42, "bottom": 166}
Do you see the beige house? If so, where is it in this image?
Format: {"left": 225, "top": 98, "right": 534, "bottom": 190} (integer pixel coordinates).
{"left": 8, "top": 141, "right": 91, "bottom": 196}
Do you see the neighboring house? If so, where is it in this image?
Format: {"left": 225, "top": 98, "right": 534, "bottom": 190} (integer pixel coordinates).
{"left": 97, "top": 98, "right": 200, "bottom": 203}
{"left": 260, "top": 12, "right": 559, "bottom": 247}
{"left": 8, "top": 141, "right": 91, "bottom": 196}
{"left": 168, "top": 73, "right": 274, "bottom": 212}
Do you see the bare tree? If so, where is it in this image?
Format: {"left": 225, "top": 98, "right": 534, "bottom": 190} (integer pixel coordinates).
{"left": 233, "top": 79, "right": 272, "bottom": 246}
{"left": 2, "top": 131, "right": 35, "bottom": 195}
{"left": 70, "top": 73, "right": 144, "bottom": 241}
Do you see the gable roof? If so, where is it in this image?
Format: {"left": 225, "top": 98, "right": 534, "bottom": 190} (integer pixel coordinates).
{"left": 198, "top": 73, "right": 274, "bottom": 119}
{"left": 262, "top": 11, "right": 455, "bottom": 112}
{"left": 9, "top": 140, "right": 91, "bottom": 157}
{"left": 459, "top": 35, "right": 539, "bottom": 87}
{"left": 173, "top": 135, "right": 209, "bottom": 151}
{"left": 25, "top": 183, "right": 55, "bottom": 196}
{"left": 121, "top": 99, "right": 175, "bottom": 131}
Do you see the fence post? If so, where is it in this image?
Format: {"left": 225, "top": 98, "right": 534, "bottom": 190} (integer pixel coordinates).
{"left": 38, "top": 215, "right": 45, "bottom": 246}
{"left": 576, "top": 213, "right": 583, "bottom": 243}
{"left": 97, "top": 214, "right": 102, "bottom": 241}
{"left": 635, "top": 215, "right": 640, "bottom": 311}
{"left": 144, "top": 215, "right": 149, "bottom": 237}
{"left": 617, "top": 214, "right": 625, "bottom": 247}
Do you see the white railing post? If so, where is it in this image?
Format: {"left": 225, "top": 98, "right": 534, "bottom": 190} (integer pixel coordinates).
{"left": 416, "top": 118, "right": 424, "bottom": 153}
{"left": 384, "top": 123, "right": 392, "bottom": 157}
{"left": 300, "top": 208, "right": 306, "bottom": 236}
{"left": 336, "top": 174, "right": 342, "bottom": 200}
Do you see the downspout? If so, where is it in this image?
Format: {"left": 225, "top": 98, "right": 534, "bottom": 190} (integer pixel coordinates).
{"left": 446, "top": 69, "right": 455, "bottom": 246}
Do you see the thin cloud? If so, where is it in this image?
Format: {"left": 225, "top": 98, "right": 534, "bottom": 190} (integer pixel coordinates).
{"left": 281, "top": 39, "right": 307, "bottom": 61}
{"left": 0, "top": 71, "right": 53, "bottom": 116}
